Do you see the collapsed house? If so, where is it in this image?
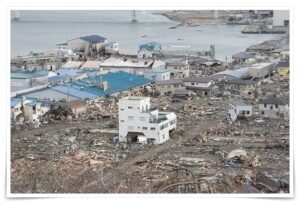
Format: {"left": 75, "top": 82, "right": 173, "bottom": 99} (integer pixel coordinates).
{"left": 259, "top": 96, "right": 289, "bottom": 120}
{"left": 118, "top": 96, "right": 177, "bottom": 144}
{"left": 11, "top": 97, "right": 51, "bottom": 123}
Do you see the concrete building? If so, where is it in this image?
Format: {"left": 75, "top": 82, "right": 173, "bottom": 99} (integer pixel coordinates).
{"left": 67, "top": 35, "right": 107, "bottom": 55}
{"left": 248, "top": 63, "right": 275, "bottom": 78}
{"left": 11, "top": 71, "right": 50, "bottom": 92}
{"left": 118, "top": 96, "right": 177, "bottom": 144}
{"left": 105, "top": 42, "right": 119, "bottom": 54}
{"left": 11, "top": 97, "right": 32, "bottom": 121}
{"left": 273, "top": 10, "right": 289, "bottom": 27}
{"left": 23, "top": 101, "right": 50, "bottom": 123}
{"left": 143, "top": 69, "right": 170, "bottom": 82}
{"left": 229, "top": 100, "right": 252, "bottom": 121}
{"left": 155, "top": 79, "right": 184, "bottom": 96}
{"left": 183, "top": 77, "right": 217, "bottom": 96}
{"left": 164, "top": 58, "right": 190, "bottom": 78}
{"left": 220, "top": 79, "right": 261, "bottom": 99}
{"left": 210, "top": 67, "right": 250, "bottom": 81}
{"left": 259, "top": 97, "right": 289, "bottom": 120}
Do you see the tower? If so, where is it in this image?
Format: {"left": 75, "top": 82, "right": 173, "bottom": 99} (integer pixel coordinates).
{"left": 131, "top": 10, "right": 137, "bottom": 23}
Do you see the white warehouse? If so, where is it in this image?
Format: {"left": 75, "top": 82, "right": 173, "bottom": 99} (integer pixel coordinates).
{"left": 118, "top": 96, "right": 177, "bottom": 144}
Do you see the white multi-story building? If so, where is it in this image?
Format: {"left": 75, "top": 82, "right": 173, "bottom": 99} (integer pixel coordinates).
{"left": 228, "top": 100, "right": 252, "bottom": 121}
{"left": 118, "top": 96, "right": 177, "bottom": 144}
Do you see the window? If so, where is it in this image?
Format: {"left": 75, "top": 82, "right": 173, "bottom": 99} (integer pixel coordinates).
{"left": 270, "top": 106, "right": 273, "bottom": 110}
{"left": 120, "top": 108, "right": 124, "bottom": 111}
{"left": 142, "top": 127, "right": 147, "bottom": 130}
{"left": 246, "top": 111, "right": 250, "bottom": 114}
{"left": 120, "top": 120, "right": 124, "bottom": 122}
{"left": 275, "top": 104, "right": 278, "bottom": 109}
{"left": 264, "top": 104, "right": 267, "bottom": 108}
{"left": 139, "top": 117, "right": 146, "bottom": 121}
{"left": 160, "top": 123, "right": 168, "bottom": 130}
{"left": 128, "top": 106, "right": 133, "bottom": 109}
{"left": 128, "top": 116, "right": 134, "bottom": 120}
{"left": 261, "top": 111, "right": 264, "bottom": 115}
{"left": 150, "top": 127, "right": 156, "bottom": 131}
{"left": 170, "top": 119, "right": 176, "bottom": 125}
{"left": 191, "top": 83, "right": 195, "bottom": 85}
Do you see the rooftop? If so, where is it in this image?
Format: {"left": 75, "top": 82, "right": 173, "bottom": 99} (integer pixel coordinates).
{"left": 144, "top": 68, "right": 169, "bottom": 74}
{"left": 11, "top": 97, "right": 22, "bottom": 107}
{"left": 79, "top": 35, "right": 107, "bottom": 43}
{"left": 122, "top": 96, "right": 150, "bottom": 101}
{"left": 250, "top": 63, "right": 274, "bottom": 70}
{"left": 51, "top": 71, "right": 150, "bottom": 99}
{"left": 230, "top": 100, "right": 250, "bottom": 107}
{"left": 101, "top": 57, "right": 154, "bottom": 68}
{"left": 139, "top": 42, "right": 161, "bottom": 51}
{"left": 232, "top": 52, "right": 255, "bottom": 59}
{"left": 11, "top": 71, "right": 49, "bottom": 79}
{"left": 155, "top": 79, "right": 183, "bottom": 85}
{"left": 211, "top": 67, "right": 250, "bottom": 79}
{"left": 260, "top": 97, "right": 289, "bottom": 105}
{"left": 227, "top": 79, "right": 258, "bottom": 85}
{"left": 184, "top": 77, "right": 212, "bottom": 83}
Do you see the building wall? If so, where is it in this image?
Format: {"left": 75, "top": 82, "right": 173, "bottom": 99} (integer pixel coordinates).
{"left": 118, "top": 97, "right": 176, "bottom": 144}
{"left": 11, "top": 104, "right": 22, "bottom": 121}
{"left": 259, "top": 103, "right": 289, "bottom": 119}
{"left": 248, "top": 64, "right": 274, "bottom": 78}
{"left": 166, "top": 65, "right": 190, "bottom": 78}
{"left": 156, "top": 84, "right": 184, "bottom": 95}
{"left": 273, "top": 10, "right": 289, "bottom": 26}
{"left": 105, "top": 43, "right": 119, "bottom": 54}
{"left": 67, "top": 39, "right": 89, "bottom": 53}
{"left": 144, "top": 71, "right": 170, "bottom": 81}
{"left": 20, "top": 88, "right": 80, "bottom": 102}
{"left": 184, "top": 81, "right": 213, "bottom": 88}
{"left": 138, "top": 50, "right": 153, "bottom": 59}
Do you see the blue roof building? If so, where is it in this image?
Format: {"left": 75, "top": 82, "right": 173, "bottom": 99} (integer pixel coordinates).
{"left": 51, "top": 71, "right": 150, "bottom": 100}
{"left": 79, "top": 35, "right": 107, "bottom": 43}
{"left": 139, "top": 42, "right": 162, "bottom": 52}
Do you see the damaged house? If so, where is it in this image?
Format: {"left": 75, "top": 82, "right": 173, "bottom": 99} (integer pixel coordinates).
{"left": 183, "top": 77, "right": 218, "bottom": 97}
{"left": 220, "top": 79, "right": 261, "bottom": 99}
{"left": 118, "top": 96, "right": 177, "bottom": 144}
{"left": 164, "top": 58, "right": 190, "bottom": 78}
{"left": 228, "top": 100, "right": 252, "bottom": 121}
{"left": 154, "top": 79, "right": 184, "bottom": 96}
{"left": 259, "top": 96, "right": 289, "bottom": 120}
